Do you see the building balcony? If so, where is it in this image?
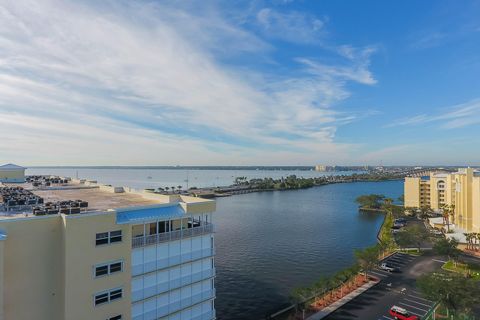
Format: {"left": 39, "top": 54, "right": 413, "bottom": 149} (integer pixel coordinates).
{"left": 132, "top": 268, "right": 216, "bottom": 302}
{"left": 132, "top": 289, "right": 216, "bottom": 320}
{"left": 132, "top": 223, "right": 214, "bottom": 248}
{"left": 132, "top": 247, "right": 215, "bottom": 276}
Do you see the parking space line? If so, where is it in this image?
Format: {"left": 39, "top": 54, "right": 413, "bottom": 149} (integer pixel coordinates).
{"left": 406, "top": 309, "right": 426, "bottom": 317}
{"left": 370, "top": 270, "right": 388, "bottom": 277}
{"left": 382, "top": 316, "right": 394, "bottom": 320}
{"left": 407, "top": 294, "right": 434, "bottom": 303}
{"left": 432, "top": 259, "right": 447, "bottom": 263}
{"left": 404, "top": 298, "right": 433, "bottom": 307}
{"left": 398, "top": 302, "right": 429, "bottom": 312}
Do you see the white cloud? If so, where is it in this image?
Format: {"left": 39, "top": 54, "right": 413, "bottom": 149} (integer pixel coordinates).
{"left": 388, "top": 99, "right": 480, "bottom": 129}
{"left": 0, "top": 0, "right": 377, "bottom": 165}
{"left": 256, "top": 8, "right": 325, "bottom": 43}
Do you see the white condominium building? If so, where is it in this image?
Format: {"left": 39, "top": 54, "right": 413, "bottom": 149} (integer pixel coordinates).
{"left": 0, "top": 176, "right": 216, "bottom": 320}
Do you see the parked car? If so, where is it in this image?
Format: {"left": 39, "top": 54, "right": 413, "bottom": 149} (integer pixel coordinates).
{"left": 389, "top": 305, "right": 419, "bottom": 320}
{"left": 379, "top": 263, "right": 398, "bottom": 272}
{"left": 395, "top": 218, "right": 407, "bottom": 224}
{"left": 430, "top": 228, "right": 443, "bottom": 236}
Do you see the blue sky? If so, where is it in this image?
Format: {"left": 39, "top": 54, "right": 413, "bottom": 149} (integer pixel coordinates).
{"left": 0, "top": 0, "right": 479, "bottom": 166}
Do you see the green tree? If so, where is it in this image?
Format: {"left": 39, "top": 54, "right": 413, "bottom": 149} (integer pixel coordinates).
{"left": 396, "top": 231, "right": 416, "bottom": 250}
{"left": 407, "top": 224, "right": 429, "bottom": 251}
{"left": 354, "top": 245, "right": 380, "bottom": 280}
{"left": 398, "top": 194, "right": 404, "bottom": 204}
{"left": 418, "top": 206, "right": 433, "bottom": 220}
{"left": 417, "top": 271, "right": 480, "bottom": 316}
{"left": 355, "top": 194, "right": 385, "bottom": 209}
{"left": 434, "top": 238, "right": 461, "bottom": 263}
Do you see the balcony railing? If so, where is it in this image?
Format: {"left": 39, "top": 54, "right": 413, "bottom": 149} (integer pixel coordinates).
{"left": 132, "top": 223, "right": 214, "bottom": 248}
{"left": 132, "top": 268, "right": 216, "bottom": 302}
{"left": 132, "top": 248, "right": 215, "bottom": 276}
{"left": 132, "top": 289, "right": 216, "bottom": 320}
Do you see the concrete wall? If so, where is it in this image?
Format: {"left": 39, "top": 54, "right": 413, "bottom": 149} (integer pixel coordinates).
{"left": 0, "top": 237, "right": 4, "bottom": 320}
{"left": 0, "top": 216, "right": 64, "bottom": 320}
{"left": 404, "top": 177, "right": 420, "bottom": 208}
{"left": 472, "top": 178, "right": 480, "bottom": 232}
{"left": 0, "top": 169, "right": 25, "bottom": 183}
{"left": 62, "top": 212, "right": 132, "bottom": 320}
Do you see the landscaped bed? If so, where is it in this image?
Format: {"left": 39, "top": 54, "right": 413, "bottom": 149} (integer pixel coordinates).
{"left": 442, "top": 260, "right": 480, "bottom": 280}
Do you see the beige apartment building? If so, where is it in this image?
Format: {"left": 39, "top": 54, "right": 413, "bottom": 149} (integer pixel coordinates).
{"left": 404, "top": 168, "right": 480, "bottom": 233}
{"left": 0, "top": 177, "right": 216, "bottom": 320}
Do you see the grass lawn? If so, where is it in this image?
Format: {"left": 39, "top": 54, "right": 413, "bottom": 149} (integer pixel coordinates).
{"left": 443, "top": 260, "right": 480, "bottom": 280}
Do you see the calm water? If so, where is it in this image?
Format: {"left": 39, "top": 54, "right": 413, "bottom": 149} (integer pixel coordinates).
{"left": 25, "top": 168, "right": 402, "bottom": 319}
{"left": 26, "top": 167, "right": 361, "bottom": 189}
{"left": 214, "top": 180, "right": 403, "bottom": 319}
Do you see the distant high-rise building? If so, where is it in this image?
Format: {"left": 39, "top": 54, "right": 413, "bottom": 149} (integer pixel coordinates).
{"left": 404, "top": 168, "right": 480, "bottom": 233}
{"left": 314, "top": 165, "right": 336, "bottom": 172}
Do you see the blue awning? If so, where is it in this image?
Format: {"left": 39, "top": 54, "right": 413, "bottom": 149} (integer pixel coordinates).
{"left": 116, "top": 204, "right": 185, "bottom": 224}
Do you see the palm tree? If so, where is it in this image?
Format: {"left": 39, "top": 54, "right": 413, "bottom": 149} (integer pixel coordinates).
{"left": 474, "top": 233, "right": 480, "bottom": 251}
{"left": 464, "top": 233, "right": 472, "bottom": 251}
{"left": 449, "top": 204, "right": 456, "bottom": 225}
{"left": 441, "top": 204, "right": 451, "bottom": 232}
{"left": 177, "top": 185, "right": 182, "bottom": 193}
{"left": 171, "top": 186, "right": 175, "bottom": 193}
{"left": 165, "top": 186, "right": 170, "bottom": 193}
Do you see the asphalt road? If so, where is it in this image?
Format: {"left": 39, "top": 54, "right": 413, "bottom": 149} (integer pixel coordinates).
{"left": 324, "top": 252, "right": 446, "bottom": 320}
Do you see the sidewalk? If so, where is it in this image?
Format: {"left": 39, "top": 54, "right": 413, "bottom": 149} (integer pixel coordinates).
{"left": 306, "top": 279, "right": 380, "bottom": 320}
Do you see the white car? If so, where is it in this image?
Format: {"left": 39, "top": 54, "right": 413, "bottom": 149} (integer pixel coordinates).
{"left": 430, "top": 229, "right": 443, "bottom": 236}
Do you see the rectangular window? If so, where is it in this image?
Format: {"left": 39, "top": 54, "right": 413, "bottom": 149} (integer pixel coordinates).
{"left": 109, "top": 289, "right": 123, "bottom": 301}
{"left": 94, "top": 261, "right": 123, "bottom": 277}
{"left": 95, "top": 265, "right": 109, "bottom": 277}
{"left": 108, "top": 316, "right": 122, "bottom": 320}
{"left": 94, "top": 292, "right": 109, "bottom": 306}
{"left": 109, "top": 262, "right": 122, "bottom": 273}
{"left": 94, "top": 288, "right": 123, "bottom": 306}
{"left": 96, "top": 230, "right": 122, "bottom": 246}
{"left": 109, "top": 230, "right": 122, "bottom": 243}
{"left": 95, "top": 232, "right": 109, "bottom": 246}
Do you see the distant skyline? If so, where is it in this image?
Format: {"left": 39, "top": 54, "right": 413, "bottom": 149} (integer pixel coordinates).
{"left": 1, "top": 0, "right": 480, "bottom": 166}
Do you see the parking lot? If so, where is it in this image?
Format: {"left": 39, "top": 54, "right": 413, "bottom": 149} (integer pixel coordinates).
{"left": 324, "top": 252, "right": 445, "bottom": 320}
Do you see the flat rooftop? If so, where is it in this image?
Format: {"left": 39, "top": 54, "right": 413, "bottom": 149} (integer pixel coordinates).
{"left": 0, "top": 180, "right": 164, "bottom": 219}
{"left": 32, "top": 187, "right": 162, "bottom": 211}
{"left": 0, "top": 177, "right": 214, "bottom": 220}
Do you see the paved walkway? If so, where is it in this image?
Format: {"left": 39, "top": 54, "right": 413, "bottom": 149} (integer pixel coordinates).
{"left": 306, "top": 280, "right": 379, "bottom": 320}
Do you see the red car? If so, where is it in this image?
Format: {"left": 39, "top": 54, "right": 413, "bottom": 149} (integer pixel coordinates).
{"left": 389, "top": 305, "right": 419, "bottom": 320}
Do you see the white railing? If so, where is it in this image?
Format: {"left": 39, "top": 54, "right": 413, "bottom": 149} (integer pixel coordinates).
{"left": 132, "top": 268, "right": 216, "bottom": 302}
{"left": 131, "top": 248, "right": 215, "bottom": 276}
{"left": 132, "top": 224, "right": 214, "bottom": 248}
{"left": 132, "top": 289, "right": 216, "bottom": 320}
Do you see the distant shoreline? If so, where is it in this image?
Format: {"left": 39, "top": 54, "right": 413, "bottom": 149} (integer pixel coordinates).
{"left": 27, "top": 165, "right": 365, "bottom": 171}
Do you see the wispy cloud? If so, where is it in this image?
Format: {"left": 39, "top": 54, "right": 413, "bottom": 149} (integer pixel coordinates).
{"left": 388, "top": 99, "right": 480, "bottom": 129}
{"left": 256, "top": 8, "right": 326, "bottom": 43}
{"left": 0, "top": 0, "right": 376, "bottom": 165}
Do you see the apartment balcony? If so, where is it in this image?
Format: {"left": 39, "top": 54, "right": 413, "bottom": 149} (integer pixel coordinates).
{"left": 132, "top": 223, "right": 214, "bottom": 248}
{"left": 132, "top": 268, "right": 216, "bottom": 302}
{"left": 132, "top": 289, "right": 216, "bottom": 320}
{"left": 132, "top": 247, "right": 215, "bottom": 276}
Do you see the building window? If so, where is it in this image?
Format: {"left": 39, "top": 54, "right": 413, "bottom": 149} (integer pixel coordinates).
{"left": 94, "top": 292, "right": 109, "bottom": 306}
{"left": 110, "top": 230, "right": 122, "bottom": 243}
{"left": 96, "top": 230, "right": 122, "bottom": 246}
{"left": 108, "top": 316, "right": 122, "bottom": 320}
{"left": 95, "top": 265, "right": 109, "bottom": 277}
{"left": 94, "top": 261, "right": 123, "bottom": 277}
{"left": 95, "top": 232, "right": 109, "bottom": 245}
{"left": 110, "top": 288, "right": 123, "bottom": 301}
{"left": 94, "top": 288, "right": 123, "bottom": 306}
